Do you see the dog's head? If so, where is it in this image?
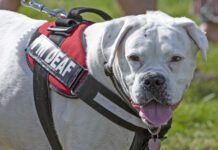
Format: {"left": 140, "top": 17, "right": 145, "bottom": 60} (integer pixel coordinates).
{"left": 89, "top": 11, "right": 208, "bottom": 128}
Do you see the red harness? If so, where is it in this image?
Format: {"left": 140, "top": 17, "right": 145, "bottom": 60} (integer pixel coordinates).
{"left": 27, "top": 21, "right": 91, "bottom": 96}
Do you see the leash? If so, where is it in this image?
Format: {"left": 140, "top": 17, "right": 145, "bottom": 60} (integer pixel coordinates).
{"left": 21, "top": 0, "right": 68, "bottom": 18}
{"left": 23, "top": 1, "right": 171, "bottom": 149}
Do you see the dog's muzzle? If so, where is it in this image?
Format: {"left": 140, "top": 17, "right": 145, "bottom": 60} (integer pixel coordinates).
{"left": 143, "top": 72, "right": 168, "bottom": 104}
{"left": 130, "top": 72, "right": 172, "bottom": 127}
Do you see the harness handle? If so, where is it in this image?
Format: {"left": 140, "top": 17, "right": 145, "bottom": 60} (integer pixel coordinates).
{"left": 68, "top": 7, "right": 112, "bottom": 22}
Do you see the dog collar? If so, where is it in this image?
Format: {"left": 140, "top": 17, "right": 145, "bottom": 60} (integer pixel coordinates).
{"left": 26, "top": 7, "right": 171, "bottom": 150}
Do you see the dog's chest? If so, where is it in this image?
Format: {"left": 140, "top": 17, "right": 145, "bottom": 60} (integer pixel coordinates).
{"left": 51, "top": 92, "right": 135, "bottom": 150}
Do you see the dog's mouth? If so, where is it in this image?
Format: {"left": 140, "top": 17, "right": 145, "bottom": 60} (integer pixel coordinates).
{"left": 139, "top": 101, "right": 172, "bottom": 127}
{"left": 131, "top": 100, "right": 173, "bottom": 127}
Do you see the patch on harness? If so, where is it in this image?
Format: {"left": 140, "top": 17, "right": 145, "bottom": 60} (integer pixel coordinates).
{"left": 27, "top": 34, "right": 85, "bottom": 89}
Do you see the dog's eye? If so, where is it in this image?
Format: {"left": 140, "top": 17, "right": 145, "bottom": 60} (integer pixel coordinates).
{"left": 170, "top": 56, "right": 183, "bottom": 62}
{"left": 128, "top": 55, "right": 140, "bottom": 62}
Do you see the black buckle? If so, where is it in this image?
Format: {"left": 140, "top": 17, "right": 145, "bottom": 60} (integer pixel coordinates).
{"left": 70, "top": 68, "right": 88, "bottom": 93}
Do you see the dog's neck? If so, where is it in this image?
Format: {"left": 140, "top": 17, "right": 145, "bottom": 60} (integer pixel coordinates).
{"left": 83, "top": 24, "right": 117, "bottom": 93}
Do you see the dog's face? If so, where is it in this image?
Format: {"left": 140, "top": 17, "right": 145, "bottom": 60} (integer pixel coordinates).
{"left": 99, "top": 12, "right": 208, "bottom": 128}
{"left": 116, "top": 25, "right": 199, "bottom": 127}
{"left": 123, "top": 25, "right": 196, "bottom": 105}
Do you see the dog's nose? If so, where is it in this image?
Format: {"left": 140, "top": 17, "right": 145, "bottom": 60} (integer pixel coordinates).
{"left": 144, "top": 74, "right": 165, "bottom": 89}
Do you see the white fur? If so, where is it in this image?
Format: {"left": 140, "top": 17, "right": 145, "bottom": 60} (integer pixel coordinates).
{"left": 0, "top": 10, "right": 208, "bottom": 150}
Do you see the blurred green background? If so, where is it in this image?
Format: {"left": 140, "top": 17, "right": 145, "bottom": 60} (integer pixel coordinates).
{"left": 19, "top": 0, "right": 218, "bottom": 149}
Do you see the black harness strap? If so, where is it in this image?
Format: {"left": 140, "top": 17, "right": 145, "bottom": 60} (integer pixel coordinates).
{"left": 75, "top": 75, "right": 146, "bottom": 132}
{"left": 33, "top": 63, "right": 63, "bottom": 150}
{"left": 32, "top": 23, "right": 68, "bottom": 150}
{"left": 130, "top": 131, "right": 150, "bottom": 150}
{"left": 130, "top": 119, "right": 172, "bottom": 150}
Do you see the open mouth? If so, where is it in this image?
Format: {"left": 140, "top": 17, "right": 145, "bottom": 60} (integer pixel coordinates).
{"left": 131, "top": 100, "right": 172, "bottom": 127}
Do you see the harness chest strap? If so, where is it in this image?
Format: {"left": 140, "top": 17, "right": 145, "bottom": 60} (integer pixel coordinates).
{"left": 26, "top": 21, "right": 171, "bottom": 150}
{"left": 33, "top": 63, "right": 62, "bottom": 150}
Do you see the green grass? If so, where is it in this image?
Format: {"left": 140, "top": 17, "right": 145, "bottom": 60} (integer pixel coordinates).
{"left": 19, "top": 0, "right": 218, "bottom": 149}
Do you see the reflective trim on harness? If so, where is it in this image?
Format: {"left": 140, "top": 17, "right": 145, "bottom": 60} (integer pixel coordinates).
{"left": 74, "top": 75, "right": 148, "bottom": 132}
{"left": 94, "top": 93, "right": 143, "bottom": 127}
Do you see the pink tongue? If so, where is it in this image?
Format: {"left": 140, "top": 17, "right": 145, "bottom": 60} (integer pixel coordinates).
{"left": 139, "top": 101, "right": 172, "bottom": 126}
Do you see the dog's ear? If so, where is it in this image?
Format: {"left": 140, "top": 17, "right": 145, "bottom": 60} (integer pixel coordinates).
{"left": 101, "top": 19, "right": 133, "bottom": 68}
{"left": 174, "top": 17, "right": 208, "bottom": 61}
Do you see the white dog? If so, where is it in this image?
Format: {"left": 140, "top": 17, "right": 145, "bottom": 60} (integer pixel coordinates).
{"left": 0, "top": 10, "right": 207, "bottom": 150}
